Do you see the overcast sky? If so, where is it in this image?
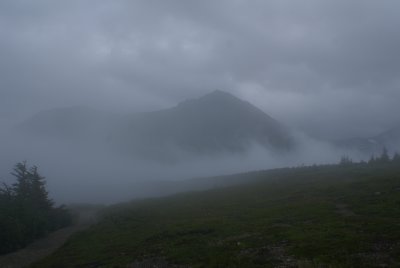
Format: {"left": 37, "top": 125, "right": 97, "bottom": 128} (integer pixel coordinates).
{"left": 1, "top": 0, "right": 399, "bottom": 139}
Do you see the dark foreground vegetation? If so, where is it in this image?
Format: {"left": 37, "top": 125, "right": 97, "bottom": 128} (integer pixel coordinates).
{"left": 34, "top": 153, "right": 400, "bottom": 267}
{"left": 0, "top": 162, "right": 72, "bottom": 254}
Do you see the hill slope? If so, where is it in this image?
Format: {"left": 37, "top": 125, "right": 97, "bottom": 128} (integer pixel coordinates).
{"left": 375, "top": 124, "right": 400, "bottom": 148}
{"left": 20, "top": 91, "right": 294, "bottom": 160}
{"left": 115, "top": 90, "right": 294, "bottom": 159}
{"left": 335, "top": 124, "right": 400, "bottom": 154}
{"left": 33, "top": 161, "right": 400, "bottom": 267}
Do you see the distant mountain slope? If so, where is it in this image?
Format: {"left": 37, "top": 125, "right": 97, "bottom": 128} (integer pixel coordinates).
{"left": 335, "top": 124, "right": 400, "bottom": 153}
{"left": 19, "top": 91, "right": 295, "bottom": 160}
{"left": 114, "top": 90, "right": 294, "bottom": 158}
{"left": 375, "top": 124, "right": 400, "bottom": 146}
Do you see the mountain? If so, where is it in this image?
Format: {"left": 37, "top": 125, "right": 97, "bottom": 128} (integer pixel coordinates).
{"left": 113, "top": 90, "right": 294, "bottom": 159}
{"left": 19, "top": 91, "right": 295, "bottom": 160}
{"left": 335, "top": 124, "right": 400, "bottom": 154}
{"left": 375, "top": 124, "right": 400, "bottom": 146}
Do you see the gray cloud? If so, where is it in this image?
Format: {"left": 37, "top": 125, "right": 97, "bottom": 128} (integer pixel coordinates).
{"left": 1, "top": 0, "right": 400, "bottom": 138}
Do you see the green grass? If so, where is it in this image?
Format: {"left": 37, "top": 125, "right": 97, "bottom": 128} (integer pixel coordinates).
{"left": 32, "top": 162, "right": 400, "bottom": 267}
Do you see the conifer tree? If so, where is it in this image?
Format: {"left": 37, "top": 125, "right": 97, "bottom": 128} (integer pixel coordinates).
{"left": 0, "top": 162, "right": 72, "bottom": 254}
{"left": 340, "top": 155, "right": 353, "bottom": 165}
{"left": 29, "top": 165, "right": 53, "bottom": 210}
{"left": 379, "top": 147, "right": 390, "bottom": 163}
{"left": 368, "top": 155, "right": 376, "bottom": 165}
{"left": 11, "top": 161, "right": 30, "bottom": 202}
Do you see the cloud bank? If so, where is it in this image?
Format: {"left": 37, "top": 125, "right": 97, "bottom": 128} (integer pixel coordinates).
{"left": 1, "top": 0, "right": 399, "bottom": 138}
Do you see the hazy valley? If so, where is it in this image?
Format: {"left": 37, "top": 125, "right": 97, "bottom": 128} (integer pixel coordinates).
{"left": 4, "top": 91, "right": 399, "bottom": 204}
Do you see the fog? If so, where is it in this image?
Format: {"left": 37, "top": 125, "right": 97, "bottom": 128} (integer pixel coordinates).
{"left": 0, "top": 121, "right": 366, "bottom": 204}
{"left": 1, "top": 1, "right": 399, "bottom": 204}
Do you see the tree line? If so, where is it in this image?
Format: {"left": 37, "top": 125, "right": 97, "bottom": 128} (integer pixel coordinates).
{"left": 340, "top": 147, "right": 400, "bottom": 166}
{"left": 0, "top": 162, "right": 72, "bottom": 254}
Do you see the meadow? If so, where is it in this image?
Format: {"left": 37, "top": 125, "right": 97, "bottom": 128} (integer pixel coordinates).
{"left": 33, "top": 159, "right": 400, "bottom": 267}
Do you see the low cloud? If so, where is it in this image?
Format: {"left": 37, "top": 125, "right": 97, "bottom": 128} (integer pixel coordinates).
{"left": 1, "top": 1, "right": 400, "bottom": 137}
{"left": 0, "top": 126, "right": 366, "bottom": 204}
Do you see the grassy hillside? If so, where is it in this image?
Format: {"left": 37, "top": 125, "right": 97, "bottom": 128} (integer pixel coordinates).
{"left": 33, "top": 162, "right": 400, "bottom": 267}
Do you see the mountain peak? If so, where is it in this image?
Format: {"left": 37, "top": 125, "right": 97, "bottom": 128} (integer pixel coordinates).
{"left": 124, "top": 90, "right": 295, "bottom": 157}
{"left": 207, "top": 89, "right": 233, "bottom": 97}
{"left": 199, "top": 90, "right": 239, "bottom": 101}
{"left": 176, "top": 90, "right": 249, "bottom": 111}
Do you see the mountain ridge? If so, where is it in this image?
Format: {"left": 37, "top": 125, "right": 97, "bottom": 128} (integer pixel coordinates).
{"left": 19, "top": 91, "right": 295, "bottom": 161}
{"left": 334, "top": 123, "right": 400, "bottom": 153}
{"left": 115, "top": 90, "right": 295, "bottom": 159}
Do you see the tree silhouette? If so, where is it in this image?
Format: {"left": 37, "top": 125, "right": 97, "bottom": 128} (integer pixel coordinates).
{"left": 368, "top": 155, "right": 376, "bottom": 165}
{"left": 0, "top": 162, "right": 72, "bottom": 254}
{"left": 339, "top": 155, "right": 353, "bottom": 166}
{"left": 378, "top": 147, "right": 390, "bottom": 163}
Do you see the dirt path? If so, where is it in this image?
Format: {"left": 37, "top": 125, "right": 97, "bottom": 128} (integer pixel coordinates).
{"left": 0, "top": 209, "right": 98, "bottom": 268}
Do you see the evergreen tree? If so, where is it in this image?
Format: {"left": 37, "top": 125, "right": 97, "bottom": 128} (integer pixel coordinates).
{"left": 0, "top": 161, "right": 72, "bottom": 254}
{"left": 378, "top": 147, "right": 390, "bottom": 163}
{"left": 368, "top": 155, "right": 376, "bottom": 165}
{"left": 11, "top": 161, "right": 30, "bottom": 202}
{"left": 11, "top": 162, "right": 53, "bottom": 210}
{"left": 340, "top": 155, "right": 353, "bottom": 166}
{"left": 0, "top": 181, "right": 24, "bottom": 252}
{"left": 29, "top": 165, "right": 53, "bottom": 210}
